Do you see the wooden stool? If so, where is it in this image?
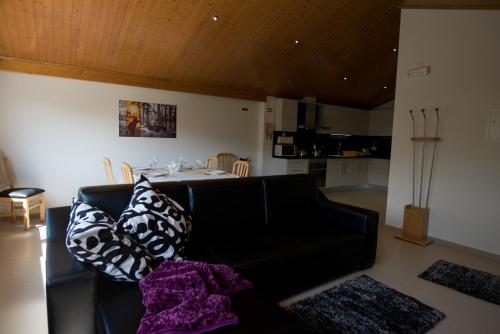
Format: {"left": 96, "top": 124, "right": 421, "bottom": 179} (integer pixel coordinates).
{"left": 0, "top": 188, "right": 46, "bottom": 230}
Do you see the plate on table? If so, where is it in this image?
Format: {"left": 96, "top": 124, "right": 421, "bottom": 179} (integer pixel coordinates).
{"left": 201, "top": 169, "right": 226, "bottom": 175}
{"left": 145, "top": 171, "right": 169, "bottom": 177}
{"left": 134, "top": 167, "right": 152, "bottom": 172}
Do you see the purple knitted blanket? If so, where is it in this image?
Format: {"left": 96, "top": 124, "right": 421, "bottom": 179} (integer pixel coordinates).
{"left": 138, "top": 261, "right": 252, "bottom": 334}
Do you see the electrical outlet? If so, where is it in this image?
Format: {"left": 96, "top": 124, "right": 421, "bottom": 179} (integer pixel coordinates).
{"left": 487, "top": 107, "right": 500, "bottom": 141}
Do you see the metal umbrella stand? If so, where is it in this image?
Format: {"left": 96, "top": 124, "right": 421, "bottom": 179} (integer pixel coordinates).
{"left": 395, "top": 108, "right": 440, "bottom": 246}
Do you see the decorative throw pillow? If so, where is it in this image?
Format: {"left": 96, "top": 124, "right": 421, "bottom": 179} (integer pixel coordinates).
{"left": 116, "top": 175, "right": 192, "bottom": 261}
{"left": 66, "top": 199, "right": 153, "bottom": 282}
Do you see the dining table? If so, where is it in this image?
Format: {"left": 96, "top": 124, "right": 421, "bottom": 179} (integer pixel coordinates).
{"left": 132, "top": 166, "right": 239, "bottom": 183}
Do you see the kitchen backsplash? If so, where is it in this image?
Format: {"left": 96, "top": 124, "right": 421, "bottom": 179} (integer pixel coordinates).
{"left": 272, "top": 130, "right": 391, "bottom": 159}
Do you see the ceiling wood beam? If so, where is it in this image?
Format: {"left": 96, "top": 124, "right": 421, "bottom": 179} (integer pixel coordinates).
{"left": 401, "top": 5, "right": 500, "bottom": 9}
{"left": 402, "top": 0, "right": 500, "bottom": 10}
{"left": 0, "top": 56, "right": 266, "bottom": 102}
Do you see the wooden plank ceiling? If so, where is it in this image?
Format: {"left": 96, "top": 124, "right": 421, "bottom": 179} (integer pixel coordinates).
{"left": 0, "top": 0, "right": 497, "bottom": 109}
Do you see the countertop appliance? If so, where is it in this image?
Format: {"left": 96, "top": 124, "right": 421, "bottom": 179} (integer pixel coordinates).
{"left": 274, "top": 144, "right": 296, "bottom": 157}
{"left": 276, "top": 135, "right": 294, "bottom": 144}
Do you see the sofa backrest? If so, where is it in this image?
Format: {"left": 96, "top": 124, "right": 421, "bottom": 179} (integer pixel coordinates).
{"left": 262, "top": 174, "right": 320, "bottom": 228}
{"left": 78, "top": 182, "right": 190, "bottom": 220}
{"left": 76, "top": 174, "right": 318, "bottom": 233}
{"left": 185, "top": 177, "right": 267, "bottom": 239}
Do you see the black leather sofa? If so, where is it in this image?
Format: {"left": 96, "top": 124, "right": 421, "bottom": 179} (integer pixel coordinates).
{"left": 45, "top": 174, "right": 378, "bottom": 334}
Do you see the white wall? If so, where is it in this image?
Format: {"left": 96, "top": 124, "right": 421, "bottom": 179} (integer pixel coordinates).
{"left": 387, "top": 10, "right": 500, "bottom": 255}
{"left": 0, "top": 71, "right": 264, "bottom": 207}
{"left": 260, "top": 96, "right": 287, "bottom": 176}
{"left": 369, "top": 100, "right": 394, "bottom": 136}
{"left": 367, "top": 100, "right": 394, "bottom": 187}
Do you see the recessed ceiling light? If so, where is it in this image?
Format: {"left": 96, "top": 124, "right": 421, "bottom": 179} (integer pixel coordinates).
{"left": 383, "top": 85, "right": 388, "bottom": 89}
{"left": 393, "top": 48, "right": 397, "bottom": 52}
{"left": 343, "top": 76, "right": 348, "bottom": 80}
{"left": 294, "top": 40, "right": 300, "bottom": 45}
{"left": 212, "top": 15, "right": 219, "bottom": 21}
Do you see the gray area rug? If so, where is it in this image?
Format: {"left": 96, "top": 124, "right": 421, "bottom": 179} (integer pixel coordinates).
{"left": 287, "top": 275, "right": 444, "bottom": 334}
{"left": 419, "top": 260, "right": 500, "bottom": 305}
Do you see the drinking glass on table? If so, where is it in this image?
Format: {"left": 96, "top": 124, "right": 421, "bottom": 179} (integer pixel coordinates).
{"left": 193, "top": 159, "right": 203, "bottom": 170}
{"left": 178, "top": 156, "right": 188, "bottom": 166}
{"left": 167, "top": 161, "right": 181, "bottom": 175}
{"left": 149, "top": 157, "right": 159, "bottom": 169}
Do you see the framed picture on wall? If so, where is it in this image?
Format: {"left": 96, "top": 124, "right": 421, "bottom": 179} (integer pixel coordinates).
{"left": 119, "top": 100, "right": 177, "bottom": 138}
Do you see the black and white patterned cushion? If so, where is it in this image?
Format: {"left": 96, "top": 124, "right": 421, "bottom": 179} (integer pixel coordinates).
{"left": 66, "top": 199, "right": 153, "bottom": 282}
{"left": 116, "top": 175, "right": 192, "bottom": 261}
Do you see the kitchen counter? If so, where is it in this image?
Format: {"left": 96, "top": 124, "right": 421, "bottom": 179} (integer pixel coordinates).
{"left": 273, "top": 155, "right": 389, "bottom": 160}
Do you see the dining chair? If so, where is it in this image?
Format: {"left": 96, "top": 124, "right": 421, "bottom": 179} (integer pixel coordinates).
{"left": 232, "top": 160, "right": 250, "bottom": 178}
{"left": 102, "top": 157, "right": 115, "bottom": 184}
{"left": 0, "top": 153, "right": 45, "bottom": 230}
{"left": 206, "top": 156, "right": 218, "bottom": 169}
{"left": 216, "top": 153, "right": 237, "bottom": 173}
{"left": 120, "top": 162, "right": 135, "bottom": 184}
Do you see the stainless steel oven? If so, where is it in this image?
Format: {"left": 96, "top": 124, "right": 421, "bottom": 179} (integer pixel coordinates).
{"left": 308, "top": 159, "right": 327, "bottom": 187}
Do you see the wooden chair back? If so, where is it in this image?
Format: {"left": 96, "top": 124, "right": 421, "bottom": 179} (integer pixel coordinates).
{"left": 102, "top": 157, "right": 115, "bottom": 184}
{"left": 0, "top": 153, "right": 13, "bottom": 189}
{"left": 120, "top": 162, "right": 135, "bottom": 184}
{"left": 206, "top": 156, "right": 218, "bottom": 169}
{"left": 216, "top": 153, "right": 237, "bottom": 172}
{"left": 232, "top": 160, "right": 250, "bottom": 178}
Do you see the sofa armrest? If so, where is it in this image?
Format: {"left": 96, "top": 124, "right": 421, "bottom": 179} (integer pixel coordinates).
{"left": 46, "top": 206, "right": 72, "bottom": 240}
{"left": 319, "top": 197, "right": 379, "bottom": 268}
{"left": 46, "top": 207, "right": 98, "bottom": 334}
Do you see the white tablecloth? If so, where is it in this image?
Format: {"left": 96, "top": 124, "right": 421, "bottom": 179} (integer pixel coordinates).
{"left": 133, "top": 167, "right": 238, "bottom": 182}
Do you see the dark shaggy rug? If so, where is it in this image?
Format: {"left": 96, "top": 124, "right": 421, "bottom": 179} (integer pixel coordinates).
{"left": 286, "top": 275, "right": 444, "bottom": 334}
{"left": 419, "top": 260, "right": 500, "bottom": 305}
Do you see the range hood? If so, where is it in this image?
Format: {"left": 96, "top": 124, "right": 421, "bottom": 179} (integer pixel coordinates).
{"left": 298, "top": 102, "right": 319, "bottom": 129}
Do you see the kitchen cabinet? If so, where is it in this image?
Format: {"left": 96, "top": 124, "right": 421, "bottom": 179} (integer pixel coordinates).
{"left": 316, "top": 105, "right": 369, "bottom": 135}
{"left": 366, "top": 158, "right": 390, "bottom": 187}
{"left": 285, "top": 159, "right": 308, "bottom": 174}
{"left": 325, "top": 159, "right": 368, "bottom": 188}
{"left": 275, "top": 98, "right": 298, "bottom": 132}
{"left": 263, "top": 158, "right": 308, "bottom": 176}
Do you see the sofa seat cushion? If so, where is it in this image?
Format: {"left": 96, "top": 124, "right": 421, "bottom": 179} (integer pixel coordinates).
{"left": 294, "top": 231, "right": 364, "bottom": 255}
{"left": 97, "top": 279, "right": 145, "bottom": 334}
{"left": 203, "top": 233, "right": 310, "bottom": 288}
{"left": 279, "top": 222, "right": 365, "bottom": 261}
{"left": 97, "top": 279, "right": 304, "bottom": 334}
{"left": 206, "top": 234, "right": 307, "bottom": 268}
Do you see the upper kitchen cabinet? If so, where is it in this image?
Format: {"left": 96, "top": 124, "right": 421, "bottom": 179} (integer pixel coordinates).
{"left": 275, "top": 98, "right": 320, "bottom": 132}
{"left": 317, "top": 105, "right": 370, "bottom": 135}
{"left": 275, "top": 98, "right": 298, "bottom": 132}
